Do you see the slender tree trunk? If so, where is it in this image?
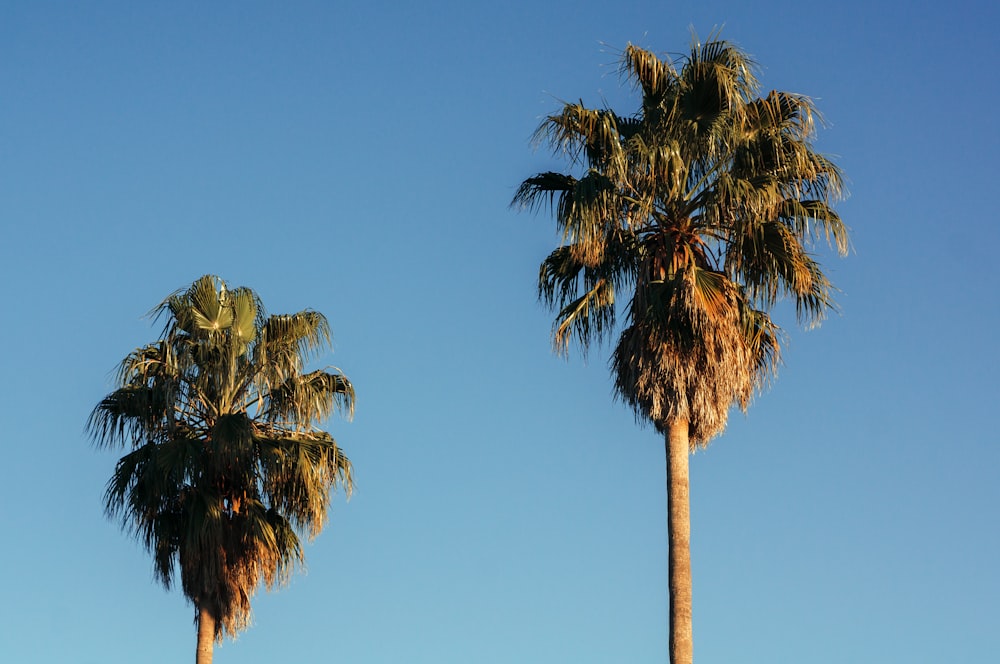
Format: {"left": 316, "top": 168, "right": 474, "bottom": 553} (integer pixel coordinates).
{"left": 196, "top": 606, "right": 215, "bottom": 664}
{"left": 666, "top": 418, "right": 693, "bottom": 664}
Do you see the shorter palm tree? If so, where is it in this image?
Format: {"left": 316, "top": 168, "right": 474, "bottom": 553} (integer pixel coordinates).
{"left": 89, "top": 275, "right": 355, "bottom": 664}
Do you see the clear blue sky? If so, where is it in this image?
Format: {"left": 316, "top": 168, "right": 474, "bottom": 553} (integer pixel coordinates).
{"left": 1, "top": 2, "right": 997, "bottom": 662}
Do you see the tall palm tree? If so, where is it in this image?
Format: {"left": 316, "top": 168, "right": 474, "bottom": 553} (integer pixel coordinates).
{"left": 88, "top": 275, "right": 355, "bottom": 664}
{"left": 514, "top": 37, "right": 848, "bottom": 664}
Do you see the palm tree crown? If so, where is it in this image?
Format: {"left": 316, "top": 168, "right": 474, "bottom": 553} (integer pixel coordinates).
{"left": 89, "top": 275, "right": 354, "bottom": 646}
{"left": 515, "top": 38, "right": 848, "bottom": 442}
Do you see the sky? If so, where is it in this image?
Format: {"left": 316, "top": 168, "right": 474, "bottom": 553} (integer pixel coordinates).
{"left": 1, "top": 1, "right": 998, "bottom": 662}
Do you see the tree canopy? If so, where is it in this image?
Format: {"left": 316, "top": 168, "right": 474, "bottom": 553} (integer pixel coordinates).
{"left": 89, "top": 275, "right": 355, "bottom": 648}
{"left": 515, "top": 37, "right": 848, "bottom": 442}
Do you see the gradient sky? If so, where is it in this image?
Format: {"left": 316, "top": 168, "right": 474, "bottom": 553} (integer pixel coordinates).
{"left": 1, "top": 2, "right": 997, "bottom": 663}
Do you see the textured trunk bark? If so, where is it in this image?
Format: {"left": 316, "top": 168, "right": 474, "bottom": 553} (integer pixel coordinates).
{"left": 666, "top": 418, "right": 693, "bottom": 664}
{"left": 196, "top": 606, "right": 215, "bottom": 664}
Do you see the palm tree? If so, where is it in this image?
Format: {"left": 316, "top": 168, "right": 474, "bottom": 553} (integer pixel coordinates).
{"left": 88, "top": 275, "right": 355, "bottom": 664}
{"left": 514, "top": 37, "right": 848, "bottom": 664}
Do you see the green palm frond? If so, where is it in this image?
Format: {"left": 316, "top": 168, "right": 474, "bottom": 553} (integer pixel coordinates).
{"left": 537, "top": 104, "right": 627, "bottom": 171}
{"left": 89, "top": 386, "right": 160, "bottom": 447}
{"left": 266, "top": 369, "right": 355, "bottom": 425}
{"left": 230, "top": 288, "right": 259, "bottom": 345}
{"left": 262, "top": 311, "right": 331, "bottom": 358}
{"left": 258, "top": 430, "right": 353, "bottom": 536}
{"left": 255, "top": 311, "right": 331, "bottom": 384}
{"left": 511, "top": 171, "right": 576, "bottom": 215}
{"left": 740, "top": 301, "right": 782, "bottom": 385}
{"left": 550, "top": 277, "right": 616, "bottom": 353}
{"left": 539, "top": 231, "right": 637, "bottom": 354}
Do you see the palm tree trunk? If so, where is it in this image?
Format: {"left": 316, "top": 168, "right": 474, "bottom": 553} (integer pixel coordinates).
{"left": 666, "top": 418, "right": 693, "bottom": 664}
{"left": 196, "top": 606, "right": 215, "bottom": 664}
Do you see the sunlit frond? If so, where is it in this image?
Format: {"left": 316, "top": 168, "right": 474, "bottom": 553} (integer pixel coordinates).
{"left": 230, "top": 288, "right": 259, "bottom": 345}
{"left": 539, "top": 231, "right": 637, "bottom": 354}
{"left": 266, "top": 369, "right": 355, "bottom": 425}
{"left": 536, "top": 104, "right": 627, "bottom": 171}
{"left": 258, "top": 430, "right": 353, "bottom": 538}
{"left": 622, "top": 43, "right": 678, "bottom": 104}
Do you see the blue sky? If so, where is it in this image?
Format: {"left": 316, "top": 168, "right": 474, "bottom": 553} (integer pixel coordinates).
{"left": 1, "top": 2, "right": 997, "bottom": 662}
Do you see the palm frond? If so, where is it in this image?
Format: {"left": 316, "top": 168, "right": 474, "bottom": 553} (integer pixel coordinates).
{"left": 622, "top": 42, "right": 678, "bottom": 103}
{"left": 536, "top": 104, "right": 627, "bottom": 172}
{"left": 258, "top": 430, "right": 353, "bottom": 537}
{"left": 511, "top": 171, "right": 576, "bottom": 214}
{"left": 265, "top": 369, "right": 355, "bottom": 425}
